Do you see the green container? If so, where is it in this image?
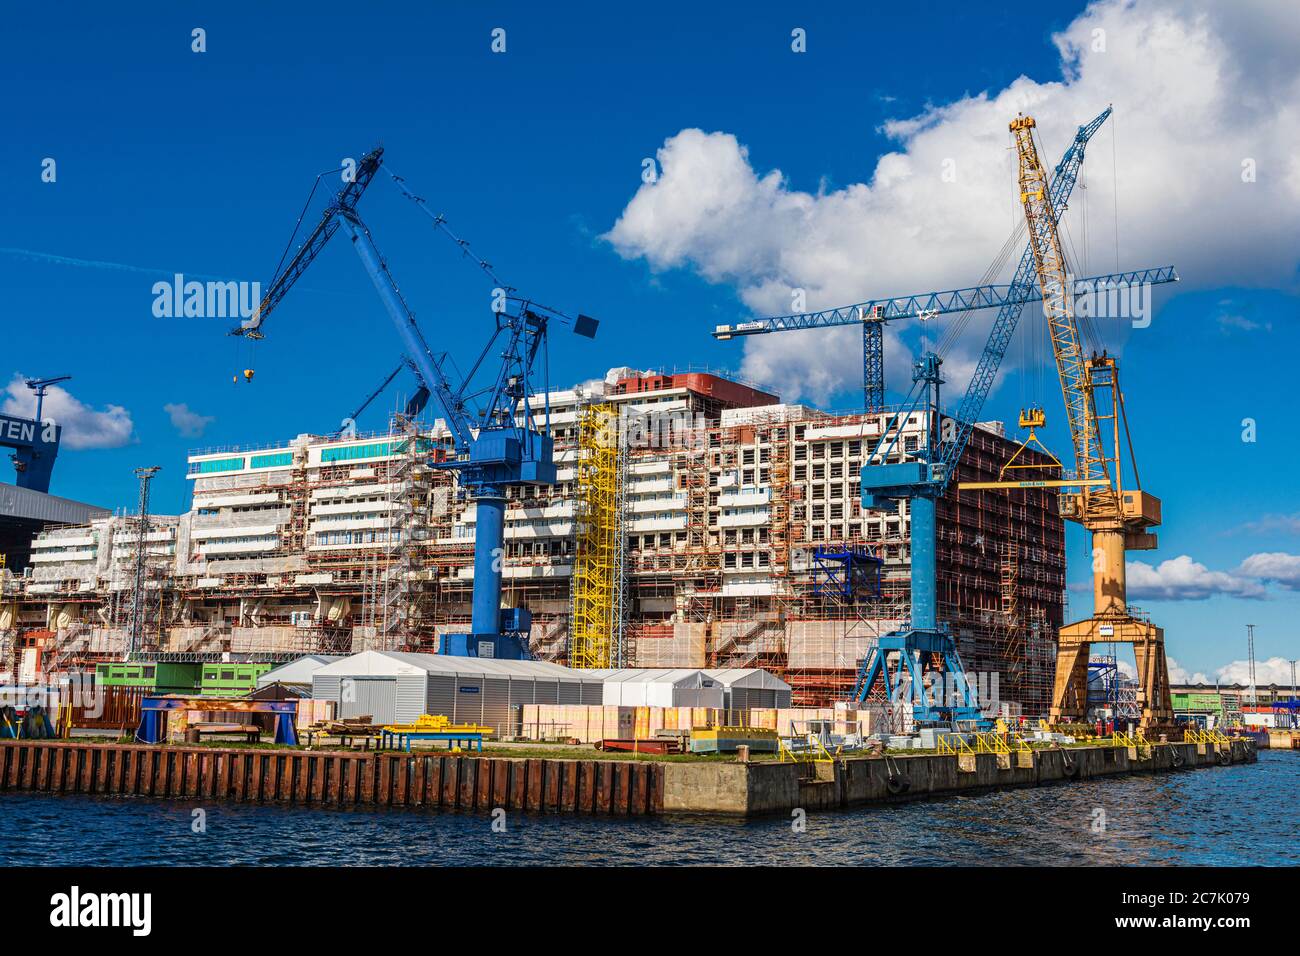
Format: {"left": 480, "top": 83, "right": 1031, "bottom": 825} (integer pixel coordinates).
{"left": 198, "top": 662, "right": 273, "bottom": 697}
{"left": 1172, "top": 692, "right": 1224, "bottom": 715}
{"left": 95, "top": 661, "right": 202, "bottom": 695}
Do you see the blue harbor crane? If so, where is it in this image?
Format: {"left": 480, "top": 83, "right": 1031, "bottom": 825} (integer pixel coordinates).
{"left": 0, "top": 375, "right": 71, "bottom": 493}
{"left": 848, "top": 106, "right": 1167, "bottom": 724}
{"left": 232, "top": 147, "right": 597, "bottom": 660}
{"left": 712, "top": 268, "right": 1176, "bottom": 413}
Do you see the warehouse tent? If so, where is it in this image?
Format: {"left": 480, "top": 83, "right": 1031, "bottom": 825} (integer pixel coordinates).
{"left": 701, "top": 668, "right": 793, "bottom": 709}
{"left": 586, "top": 668, "right": 726, "bottom": 708}
{"left": 311, "top": 651, "right": 604, "bottom": 735}
{"left": 256, "top": 654, "right": 342, "bottom": 694}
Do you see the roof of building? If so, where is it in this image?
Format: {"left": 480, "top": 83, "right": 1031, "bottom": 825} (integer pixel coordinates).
{"left": 582, "top": 667, "right": 790, "bottom": 691}
{"left": 256, "top": 654, "right": 343, "bottom": 686}
{"left": 0, "top": 483, "right": 108, "bottom": 525}
{"left": 313, "top": 650, "right": 600, "bottom": 683}
{"left": 584, "top": 668, "right": 713, "bottom": 687}
{"left": 701, "top": 668, "right": 793, "bottom": 691}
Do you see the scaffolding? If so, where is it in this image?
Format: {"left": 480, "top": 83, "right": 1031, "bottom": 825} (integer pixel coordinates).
{"left": 568, "top": 403, "right": 623, "bottom": 668}
{"left": 11, "top": 370, "right": 1068, "bottom": 717}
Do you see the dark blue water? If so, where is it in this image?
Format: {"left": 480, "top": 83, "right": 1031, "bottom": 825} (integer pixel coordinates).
{"left": 2, "top": 751, "right": 1294, "bottom": 866}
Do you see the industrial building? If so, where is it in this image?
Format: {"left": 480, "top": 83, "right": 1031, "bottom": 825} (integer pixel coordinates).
{"left": 0, "top": 366, "right": 1064, "bottom": 713}
{"left": 310, "top": 650, "right": 604, "bottom": 731}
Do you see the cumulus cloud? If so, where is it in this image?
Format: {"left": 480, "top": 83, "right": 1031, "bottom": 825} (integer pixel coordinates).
{"left": 1125, "top": 555, "right": 1268, "bottom": 601}
{"left": 2, "top": 374, "right": 133, "bottom": 450}
{"left": 163, "top": 402, "right": 215, "bottom": 439}
{"left": 1164, "top": 657, "right": 1211, "bottom": 685}
{"left": 1214, "top": 656, "right": 1298, "bottom": 687}
{"left": 605, "top": 0, "right": 1300, "bottom": 403}
{"left": 1236, "top": 552, "right": 1300, "bottom": 590}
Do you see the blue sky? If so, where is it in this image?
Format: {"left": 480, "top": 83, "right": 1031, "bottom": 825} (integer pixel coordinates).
{"left": 2, "top": 0, "right": 1297, "bottom": 678}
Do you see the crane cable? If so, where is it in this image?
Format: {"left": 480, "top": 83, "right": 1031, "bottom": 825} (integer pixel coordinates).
{"left": 383, "top": 166, "right": 516, "bottom": 295}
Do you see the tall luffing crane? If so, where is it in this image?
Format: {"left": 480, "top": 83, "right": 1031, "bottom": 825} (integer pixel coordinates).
{"left": 1007, "top": 113, "right": 1173, "bottom": 731}
{"left": 232, "top": 147, "right": 597, "bottom": 660}
{"left": 711, "top": 268, "right": 1177, "bottom": 412}
{"left": 849, "top": 107, "right": 1134, "bottom": 723}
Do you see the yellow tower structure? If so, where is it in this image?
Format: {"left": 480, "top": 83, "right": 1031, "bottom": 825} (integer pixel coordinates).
{"left": 1009, "top": 113, "right": 1173, "bottom": 732}
{"left": 569, "top": 403, "right": 623, "bottom": 668}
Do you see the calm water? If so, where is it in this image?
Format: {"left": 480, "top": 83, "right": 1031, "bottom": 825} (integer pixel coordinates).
{"left": 2, "top": 751, "right": 1294, "bottom": 866}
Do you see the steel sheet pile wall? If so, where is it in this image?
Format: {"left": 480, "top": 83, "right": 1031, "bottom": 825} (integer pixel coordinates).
{"left": 0, "top": 741, "right": 663, "bottom": 815}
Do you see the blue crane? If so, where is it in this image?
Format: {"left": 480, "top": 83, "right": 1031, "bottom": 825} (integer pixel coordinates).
{"left": 335, "top": 356, "right": 430, "bottom": 437}
{"left": 711, "top": 268, "right": 1177, "bottom": 412}
{"left": 232, "top": 147, "right": 597, "bottom": 660}
{"left": 0, "top": 375, "right": 70, "bottom": 493}
{"left": 850, "top": 107, "right": 1132, "bottom": 724}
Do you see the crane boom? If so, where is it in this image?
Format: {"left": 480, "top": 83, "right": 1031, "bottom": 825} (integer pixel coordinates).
{"left": 937, "top": 106, "right": 1112, "bottom": 488}
{"left": 851, "top": 106, "right": 1116, "bottom": 725}
{"left": 1010, "top": 115, "right": 1107, "bottom": 486}
{"left": 1009, "top": 112, "right": 1174, "bottom": 732}
{"left": 233, "top": 148, "right": 385, "bottom": 339}
{"left": 713, "top": 264, "right": 1176, "bottom": 413}
{"left": 711, "top": 268, "right": 1172, "bottom": 338}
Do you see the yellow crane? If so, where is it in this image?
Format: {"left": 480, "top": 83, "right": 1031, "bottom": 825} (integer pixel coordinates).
{"left": 1008, "top": 113, "right": 1174, "bottom": 732}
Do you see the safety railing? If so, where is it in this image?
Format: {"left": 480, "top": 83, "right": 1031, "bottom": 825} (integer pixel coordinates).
{"left": 938, "top": 732, "right": 1032, "bottom": 756}
{"left": 777, "top": 734, "right": 835, "bottom": 764}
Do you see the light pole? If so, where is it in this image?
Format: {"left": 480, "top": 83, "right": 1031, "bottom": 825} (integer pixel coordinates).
{"left": 1290, "top": 659, "right": 1298, "bottom": 729}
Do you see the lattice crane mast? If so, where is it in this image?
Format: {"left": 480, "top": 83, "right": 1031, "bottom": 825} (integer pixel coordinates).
{"left": 1007, "top": 114, "right": 1173, "bottom": 731}
{"left": 849, "top": 107, "right": 1116, "bottom": 724}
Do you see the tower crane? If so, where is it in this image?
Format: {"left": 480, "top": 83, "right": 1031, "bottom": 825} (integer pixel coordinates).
{"left": 1005, "top": 113, "right": 1173, "bottom": 731}
{"left": 711, "top": 268, "right": 1177, "bottom": 412}
{"left": 231, "top": 147, "right": 598, "bottom": 659}
{"left": 849, "top": 106, "right": 1130, "bottom": 724}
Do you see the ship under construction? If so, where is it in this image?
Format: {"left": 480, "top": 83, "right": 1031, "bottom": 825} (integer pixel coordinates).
{"left": 0, "top": 366, "right": 1065, "bottom": 715}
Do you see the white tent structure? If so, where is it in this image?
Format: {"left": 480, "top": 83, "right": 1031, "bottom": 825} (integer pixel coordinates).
{"left": 586, "top": 669, "right": 726, "bottom": 708}
{"left": 702, "top": 668, "right": 793, "bottom": 709}
{"left": 256, "top": 654, "right": 342, "bottom": 694}
{"left": 311, "top": 651, "right": 603, "bottom": 733}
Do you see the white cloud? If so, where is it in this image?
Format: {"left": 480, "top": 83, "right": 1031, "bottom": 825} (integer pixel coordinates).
{"left": 163, "top": 402, "right": 214, "bottom": 439}
{"left": 1125, "top": 554, "right": 1267, "bottom": 601}
{"left": 1214, "top": 656, "right": 1299, "bottom": 687}
{"left": 2, "top": 374, "right": 133, "bottom": 450}
{"left": 1165, "top": 656, "right": 1210, "bottom": 685}
{"left": 1237, "top": 552, "right": 1300, "bottom": 590}
{"left": 1237, "top": 513, "right": 1300, "bottom": 535}
{"left": 605, "top": 0, "right": 1300, "bottom": 404}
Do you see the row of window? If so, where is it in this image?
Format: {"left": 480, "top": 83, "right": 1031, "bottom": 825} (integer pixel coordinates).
{"left": 314, "top": 530, "right": 401, "bottom": 546}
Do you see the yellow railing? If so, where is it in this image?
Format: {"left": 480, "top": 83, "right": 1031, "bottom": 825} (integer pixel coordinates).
{"left": 778, "top": 735, "right": 834, "bottom": 764}
{"left": 936, "top": 734, "right": 971, "bottom": 756}
{"left": 938, "top": 732, "right": 1033, "bottom": 756}
{"left": 1111, "top": 730, "right": 1152, "bottom": 754}
{"left": 1184, "top": 728, "right": 1231, "bottom": 745}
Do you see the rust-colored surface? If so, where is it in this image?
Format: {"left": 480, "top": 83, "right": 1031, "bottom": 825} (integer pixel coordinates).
{"left": 0, "top": 741, "right": 662, "bottom": 814}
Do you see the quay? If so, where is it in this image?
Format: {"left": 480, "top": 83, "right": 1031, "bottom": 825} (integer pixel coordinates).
{"left": 0, "top": 736, "right": 1257, "bottom": 818}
